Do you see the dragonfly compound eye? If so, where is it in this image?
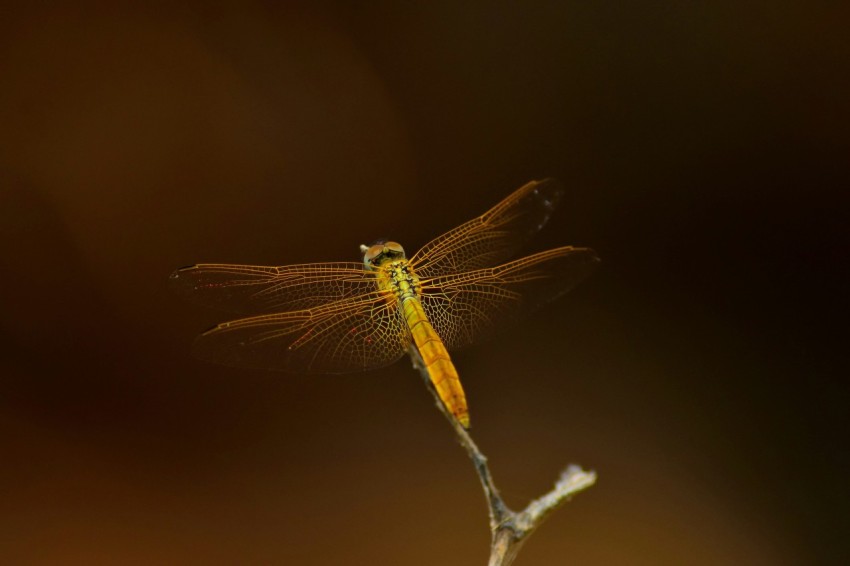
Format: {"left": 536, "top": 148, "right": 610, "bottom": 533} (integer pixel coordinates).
{"left": 363, "top": 244, "right": 385, "bottom": 268}
{"left": 384, "top": 241, "right": 406, "bottom": 257}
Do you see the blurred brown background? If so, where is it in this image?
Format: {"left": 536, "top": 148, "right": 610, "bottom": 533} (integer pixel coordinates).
{"left": 1, "top": 2, "right": 848, "bottom": 564}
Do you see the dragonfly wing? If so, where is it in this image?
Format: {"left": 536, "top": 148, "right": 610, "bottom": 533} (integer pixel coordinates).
{"left": 410, "top": 179, "right": 565, "bottom": 277}
{"left": 418, "top": 246, "right": 599, "bottom": 351}
{"left": 192, "top": 295, "right": 410, "bottom": 373}
{"left": 170, "top": 262, "right": 377, "bottom": 314}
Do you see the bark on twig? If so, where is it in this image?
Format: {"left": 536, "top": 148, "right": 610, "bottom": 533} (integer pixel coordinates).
{"left": 408, "top": 347, "right": 596, "bottom": 565}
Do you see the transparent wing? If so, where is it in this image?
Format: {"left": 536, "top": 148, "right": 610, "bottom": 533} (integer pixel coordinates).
{"left": 192, "top": 295, "right": 410, "bottom": 373}
{"left": 410, "top": 178, "right": 564, "bottom": 278}
{"left": 170, "top": 262, "right": 377, "bottom": 314}
{"left": 418, "top": 246, "right": 599, "bottom": 351}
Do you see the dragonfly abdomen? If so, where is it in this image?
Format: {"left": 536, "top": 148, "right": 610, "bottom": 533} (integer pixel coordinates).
{"left": 402, "top": 295, "right": 470, "bottom": 428}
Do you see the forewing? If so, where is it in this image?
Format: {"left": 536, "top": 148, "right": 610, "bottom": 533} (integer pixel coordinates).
{"left": 192, "top": 295, "right": 410, "bottom": 373}
{"left": 170, "top": 262, "right": 377, "bottom": 314}
{"left": 410, "top": 179, "right": 564, "bottom": 277}
{"left": 418, "top": 246, "right": 599, "bottom": 351}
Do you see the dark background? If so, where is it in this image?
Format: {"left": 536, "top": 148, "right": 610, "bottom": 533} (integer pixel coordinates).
{"left": 1, "top": 2, "right": 847, "bottom": 564}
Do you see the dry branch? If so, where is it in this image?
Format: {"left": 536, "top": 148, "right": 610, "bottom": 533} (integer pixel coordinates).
{"left": 408, "top": 347, "right": 596, "bottom": 565}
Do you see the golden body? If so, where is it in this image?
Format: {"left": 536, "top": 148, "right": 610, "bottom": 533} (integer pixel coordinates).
{"left": 378, "top": 258, "right": 468, "bottom": 427}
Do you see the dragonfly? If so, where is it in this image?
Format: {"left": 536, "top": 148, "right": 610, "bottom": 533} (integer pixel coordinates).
{"left": 171, "top": 179, "right": 599, "bottom": 428}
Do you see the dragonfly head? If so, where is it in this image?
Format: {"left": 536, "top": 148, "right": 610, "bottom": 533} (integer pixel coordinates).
{"left": 361, "top": 240, "right": 406, "bottom": 269}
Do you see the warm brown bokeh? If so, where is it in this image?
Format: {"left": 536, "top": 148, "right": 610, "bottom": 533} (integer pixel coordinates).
{"left": 1, "top": 2, "right": 847, "bottom": 564}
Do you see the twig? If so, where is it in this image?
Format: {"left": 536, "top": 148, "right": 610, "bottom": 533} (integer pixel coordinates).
{"left": 408, "top": 346, "right": 596, "bottom": 565}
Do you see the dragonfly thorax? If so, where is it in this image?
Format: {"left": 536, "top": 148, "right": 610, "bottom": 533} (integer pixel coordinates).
{"left": 370, "top": 257, "right": 421, "bottom": 301}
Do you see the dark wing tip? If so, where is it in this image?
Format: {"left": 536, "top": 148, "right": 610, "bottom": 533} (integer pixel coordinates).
{"left": 170, "top": 265, "right": 198, "bottom": 280}
{"left": 191, "top": 324, "right": 248, "bottom": 368}
{"left": 583, "top": 248, "right": 601, "bottom": 263}
{"left": 527, "top": 179, "right": 566, "bottom": 230}
{"left": 199, "top": 321, "right": 231, "bottom": 336}
{"left": 533, "top": 177, "right": 565, "bottom": 201}
{"left": 575, "top": 247, "right": 601, "bottom": 271}
{"left": 170, "top": 265, "right": 205, "bottom": 300}
{"left": 555, "top": 247, "right": 601, "bottom": 284}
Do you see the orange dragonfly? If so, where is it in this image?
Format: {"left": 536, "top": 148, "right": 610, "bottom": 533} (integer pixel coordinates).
{"left": 171, "top": 179, "right": 599, "bottom": 428}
